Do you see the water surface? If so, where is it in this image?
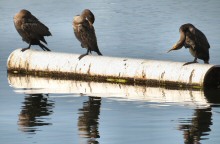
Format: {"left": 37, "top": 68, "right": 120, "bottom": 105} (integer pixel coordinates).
{"left": 1, "top": 0, "right": 220, "bottom": 144}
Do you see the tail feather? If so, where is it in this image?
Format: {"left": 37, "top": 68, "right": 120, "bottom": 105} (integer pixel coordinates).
{"left": 38, "top": 43, "right": 51, "bottom": 51}
{"left": 40, "top": 37, "right": 47, "bottom": 44}
{"left": 96, "top": 49, "right": 102, "bottom": 55}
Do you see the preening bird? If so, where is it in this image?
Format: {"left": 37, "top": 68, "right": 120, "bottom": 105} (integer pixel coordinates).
{"left": 14, "top": 9, "right": 52, "bottom": 52}
{"left": 73, "top": 9, "right": 102, "bottom": 60}
{"left": 167, "top": 23, "right": 210, "bottom": 64}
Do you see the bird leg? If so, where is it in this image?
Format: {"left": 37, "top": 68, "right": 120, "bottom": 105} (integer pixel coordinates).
{"left": 204, "top": 60, "right": 209, "bottom": 64}
{"left": 21, "top": 43, "right": 31, "bottom": 52}
{"left": 78, "top": 49, "right": 89, "bottom": 60}
{"left": 193, "top": 57, "right": 198, "bottom": 63}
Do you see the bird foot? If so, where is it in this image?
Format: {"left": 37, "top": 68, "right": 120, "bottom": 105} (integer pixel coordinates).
{"left": 78, "top": 53, "right": 88, "bottom": 60}
{"left": 183, "top": 61, "right": 198, "bottom": 66}
{"left": 21, "top": 47, "right": 30, "bottom": 52}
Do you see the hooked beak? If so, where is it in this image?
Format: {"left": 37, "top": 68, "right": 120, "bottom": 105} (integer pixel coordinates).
{"left": 167, "top": 44, "right": 177, "bottom": 53}
{"left": 167, "top": 49, "right": 172, "bottom": 53}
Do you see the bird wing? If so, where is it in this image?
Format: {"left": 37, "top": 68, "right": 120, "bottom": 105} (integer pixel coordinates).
{"left": 194, "top": 29, "right": 210, "bottom": 50}
{"left": 82, "top": 23, "right": 98, "bottom": 51}
{"left": 75, "top": 20, "right": 98, "bottom": 51}
{"left": 21, "top": 17, "right": 51, "bottom": 43}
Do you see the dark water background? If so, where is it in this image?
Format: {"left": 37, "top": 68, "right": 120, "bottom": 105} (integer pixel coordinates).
{"left": 1, "top": 0, "right": 220, "bottom": 144}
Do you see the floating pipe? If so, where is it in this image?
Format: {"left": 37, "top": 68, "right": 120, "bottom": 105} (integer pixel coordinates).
{"left": 8, "top": 74, "right": 209, "bottom": 108}
{"left": 7, "top": 49, "right": 220, "bottom": 88}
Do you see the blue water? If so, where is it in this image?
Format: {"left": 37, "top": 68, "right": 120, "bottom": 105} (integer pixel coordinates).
{"left": 1, "top": 0, "right": 220, "bottom": 144}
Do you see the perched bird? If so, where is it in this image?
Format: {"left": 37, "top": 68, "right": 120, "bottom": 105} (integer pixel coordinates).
{"left": 73, "top": 9, "right": 102, "bottom": 60}
{"left": 14, "top": 9, "right": 52, "bottom": 52}
{"left": 167, "top": 23, "right": 210, "bottom": 64}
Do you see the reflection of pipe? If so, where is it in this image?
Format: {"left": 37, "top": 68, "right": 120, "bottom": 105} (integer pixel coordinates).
{"left": 7, "top": 49, "right": 220, "bottom": 88}
{"left": 8, "top": 74, "right": 209, "bottom": 108}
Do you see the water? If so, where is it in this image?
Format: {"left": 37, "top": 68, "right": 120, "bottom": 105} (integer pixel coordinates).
{"left": 1, "top": 0, "right": 220, "bottom": 143}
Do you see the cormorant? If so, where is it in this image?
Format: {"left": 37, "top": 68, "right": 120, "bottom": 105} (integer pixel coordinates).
{"left": 167, "top": 23, "right": 210, "bottom": 64}
{"left": 14, "top": 9, "right": 52, "bottom": 52}
{"left": 73, "top": 9, "right": 102, "bottom": 60}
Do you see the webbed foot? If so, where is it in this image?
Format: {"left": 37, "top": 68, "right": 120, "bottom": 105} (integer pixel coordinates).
{"left": 183, "top": 61, "right": 198, "bottom": 66}
{"left": 21, "top": 47, "right": 30, "bottom": 52}
{"left": 78, "top": 53, "right": 88, "bottom": 60}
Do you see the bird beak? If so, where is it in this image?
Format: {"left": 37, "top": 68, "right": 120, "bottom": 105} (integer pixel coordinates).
{"left": 167, "top": 49, "right": 172, "bottom": 53}
{"left": 167, "top": 44, "right": 177, "bottom": 53}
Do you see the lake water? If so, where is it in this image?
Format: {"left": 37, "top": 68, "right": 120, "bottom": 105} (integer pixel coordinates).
{"left": 1, "top": 0, "right": 220, "bottom": 144}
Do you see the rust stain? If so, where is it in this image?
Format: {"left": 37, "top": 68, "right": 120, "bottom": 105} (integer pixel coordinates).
{"left": 142, "top": 69, "right": 146, "bottom": 78}
{"left": 124, "top": 63, "right": 127, "bottom": 70}
{"left": 74, "top": 63, "right": 78, "bottom": 72}
{"left": 87, "top": 63, "right": 91, "bottom": 75}
{"left": 7, "top": 53, "right": 14, "bottom": 68}
{"left": 189, "top": 69, "right": 195, "bottom": 84}
{"left": 25, "top": 60, "right": 29, "bottom": 71}
{"left": 161, "top": 71, "right": 165, "bottom": 79}
{"left": 47, "top": 64, "right": 49, "bottom": 71}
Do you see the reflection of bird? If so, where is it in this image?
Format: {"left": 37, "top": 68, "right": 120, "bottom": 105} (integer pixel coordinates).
{"left": 178, "top": 107, "right": 212, "bottom": 143}
{"left": 78, "top": 96, "right": 101, "bottom": 142}
{"left": 14, "top": 9, "right": 52, "bottom": 52}
{"left": 18, "top": 94, "right": 54, "bottom": 134}
{"left": 73, "top": 9, "right": 102, "bottom": 60}
{"left": 167, "top": 23, "right": 210, "bottom": 64}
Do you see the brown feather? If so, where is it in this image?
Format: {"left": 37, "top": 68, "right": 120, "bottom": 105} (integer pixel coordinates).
{"left": 73, "top": 9, "right": 102, "bottom": 55}
{"left": 14, "top": 9, "right": 51, "bottom": 49}
{"left": 168, "top": 23, "right": 210, "bottom": 63}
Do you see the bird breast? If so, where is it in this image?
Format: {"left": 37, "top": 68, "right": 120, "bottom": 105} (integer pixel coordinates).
{"left": 189, "top": 48, "right": 196, "bottom": 57}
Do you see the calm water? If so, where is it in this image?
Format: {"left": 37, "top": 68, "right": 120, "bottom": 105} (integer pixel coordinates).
{"left": 1, "top": 0, "right": 220, "bottom": 144}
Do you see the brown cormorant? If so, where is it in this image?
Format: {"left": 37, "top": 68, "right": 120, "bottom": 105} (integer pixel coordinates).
{"left": 167, "top": 23, "right": 210, "bottom": 64}
{"left": 14, "top": 9, "right": 52, "bottom": 52}
{"left": 73, "top": 9, "right": 102, "bottom": 60}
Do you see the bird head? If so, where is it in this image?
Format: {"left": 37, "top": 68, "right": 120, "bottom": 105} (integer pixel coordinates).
{"left": 81, "top": 9, "right": 95, "bottom": 24}
{"left": 15, "top": 9, "right": 32, "bottom": 19}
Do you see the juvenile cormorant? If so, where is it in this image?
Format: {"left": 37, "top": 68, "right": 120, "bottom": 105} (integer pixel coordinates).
{"left": 73, "top": 9, "right": 102, "bottom": 60}
{"left": 14, "top": 9, "right": 52, "bottom": 52}
{"left": 167, "top": 23, "right": 210, "bottom": 64}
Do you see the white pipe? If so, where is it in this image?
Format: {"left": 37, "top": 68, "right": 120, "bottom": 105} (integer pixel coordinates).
{"left": 7, "top": 49, "right": 220, "bottom": 87}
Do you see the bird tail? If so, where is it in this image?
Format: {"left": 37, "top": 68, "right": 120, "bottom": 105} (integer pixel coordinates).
{"left": 39, "top": 43, "right": 51, "bottom": 51}
{"left": 96, "top": 49, "right": 102, "bottom": 55}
